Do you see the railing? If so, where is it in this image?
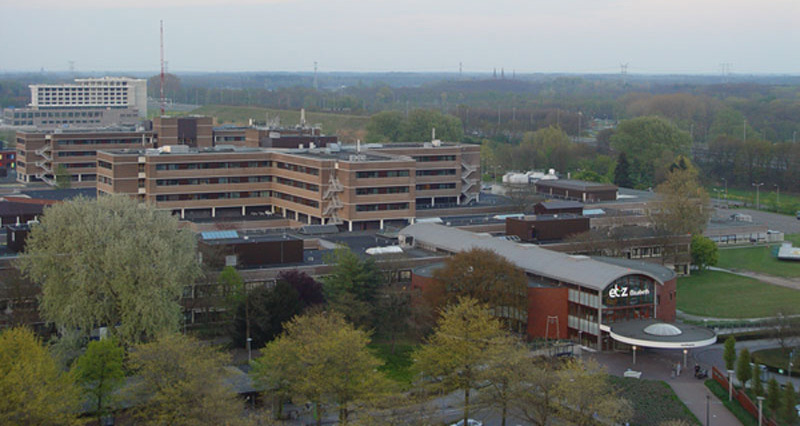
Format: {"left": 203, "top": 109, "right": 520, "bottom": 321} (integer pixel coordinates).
{"left": 712, "top": 366, "right": 779, "bottom": 426}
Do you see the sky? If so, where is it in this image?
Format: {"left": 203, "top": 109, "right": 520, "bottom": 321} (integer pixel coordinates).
{"left": 1, "top": 0, "right": 799, "bottom": 75}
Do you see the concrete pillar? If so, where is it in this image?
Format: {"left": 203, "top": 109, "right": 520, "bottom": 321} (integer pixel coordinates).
{"left": 379, "top": 219, "right": 384, "bottom": 230}
{"left": 78, "top": 174, "right": 82, "bottom": 182}
{"left": 270, "top": 205, "right": 276, "bottom": 213}
{"left": 410, "top": 217, "right": 415, "bottom": 224}
{"left": 211, "top": 207, "right": 216, "bottom": 218}
{"left": 295, "top": 211, "right": 299, "bottom": 221}
{"left": 348, "top": 221, "right": 353, "bottom": 232}
{"left": 180, "top": 209, "right": 185, "bottom": 219}
{"left": 431, "top": 197, "right": 435, "bottom": 207}
{"left": 308, "top": 215, "right": 312, "bottom": 225}
{"left": 241, "top": 206, "right": 246, "bottom": 216}
{"left": 457, "top": 197, "right": 461, "bottom": 205}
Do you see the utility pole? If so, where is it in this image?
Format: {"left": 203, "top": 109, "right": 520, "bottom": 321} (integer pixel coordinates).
{"left": 743, "top": 119, "right": 747, "bottom": 142}
{"left": 774, "top": 184, "right": 780, "bottom": 207}
{"left": 620, "top": 63, "right": 628, "bottom": 85}
{"left": 160, "top": 20, "right": 166, "bottom": 116}
{"left": 313, "top": 61, "right": 318, "bottom": 90}
{"left": 752, "top": 182, "right": 764, "bottom": 210}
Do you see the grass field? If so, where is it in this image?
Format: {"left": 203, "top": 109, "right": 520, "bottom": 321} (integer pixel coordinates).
{"left": 369, "top": 342, "right": 417, "bottom": 387}
{"left": 787, "top": 234, "right": 800, "bottom": 246}
{"left": 190, "top": 105, "right": 370, "bottom": 142}
{"left": 752, "top": 347, "right": 799, "bottom": 376}
{"left": 709, "top": 185, "right": 800, "bottom": 216}
{"left": 677, "top": 271, "right": 800, "bottom": 318}
{"left": 717, "top": 245, "right": 800, "bottom": 278}
{"left": 609, "top": 377, "right": 700, "bottom": 425}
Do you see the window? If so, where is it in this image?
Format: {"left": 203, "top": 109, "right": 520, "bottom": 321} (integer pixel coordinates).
{"left": 356, "top": 170, "right": 410, "bottom": 179}
{"left": 415, "top": 169, "right": 457, "bottom": 176}
{"left": 355, "top": 186, "right": 409, "bottom": 195}
{"left": 355, "top": 202, "right": 409, "bottom": 212}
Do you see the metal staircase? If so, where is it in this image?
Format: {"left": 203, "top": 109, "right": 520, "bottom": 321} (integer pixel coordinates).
{"left": 323, "top": 174, "right": 344, "bottom": 225}
{"left": 34, "top": 146, "right": 56, "bottom": 186}
{"left": 461, "top": 160, "right": 479, "bottom": 204}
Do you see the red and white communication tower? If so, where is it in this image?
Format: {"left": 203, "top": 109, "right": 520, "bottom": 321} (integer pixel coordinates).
{"left": 160, "top": 20, "right": 166, "bottom": 116}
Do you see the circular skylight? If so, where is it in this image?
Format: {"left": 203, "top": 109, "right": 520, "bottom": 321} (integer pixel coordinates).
{"left": 643, "top": 323, "right": 683, "bottom": 337}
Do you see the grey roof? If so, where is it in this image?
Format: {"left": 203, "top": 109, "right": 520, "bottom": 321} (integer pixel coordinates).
{"left": 400, "top": 223, "right": 667, "bottom": 291}
{"left": 609, "top": 319, "right": 717, "bottom": 347}
{"left": 536, "top": 179, "right": 618, "bottom": 191}
{"left": 537, "top": 201, "right": 585, "bottom": 210}
{"left": 20, "top": 188, "right": 96, "bottom": 201}
{"left": 592, "top": 256, "right": 677, "bottom": 283}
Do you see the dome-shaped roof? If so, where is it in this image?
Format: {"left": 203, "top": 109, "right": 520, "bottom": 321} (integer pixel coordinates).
{"left": 643, "top": 323, "right": 683, "bottom": 337}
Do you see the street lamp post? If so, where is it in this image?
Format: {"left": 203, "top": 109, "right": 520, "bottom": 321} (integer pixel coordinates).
{"left": 721, "top": 178, "right": 728, "bottom": 206}
{"left": 757, "top": 395, "right": 765, "bottom": 426}
{"left": 727, "top": 369, "right": 735, "bottom": 401}
{"left": 632, "top": 345, "right": 637, "bottom": 365}
{"left": 706, "top": 394, "right": 711, "bottom": 426}
{"left": 683, "top": 349, "right": 688, "bottom": 368}
{"left": 247, "top": 337, "right": 253, "bottom": 363}
{"left": 752, "top": 182, "right": 764, "bottom": 210}
{"left": 774, "top": 184, "right": 780, "bottom": 208}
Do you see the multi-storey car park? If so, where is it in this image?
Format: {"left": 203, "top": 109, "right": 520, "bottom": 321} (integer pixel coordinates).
{"left": 95, "top": 141, "right": 480, "bottom": 230}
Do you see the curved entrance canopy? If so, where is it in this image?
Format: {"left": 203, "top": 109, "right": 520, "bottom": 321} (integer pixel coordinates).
{"left": 608, "top": 319, "right": 717, "bottom": 349}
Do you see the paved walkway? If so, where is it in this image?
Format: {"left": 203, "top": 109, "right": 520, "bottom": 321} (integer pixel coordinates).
{"left": 708, "top": 266, "right": 800, "bottom": 291}
{"left": 590, "top": 349, "right": 742, "bottom": 426}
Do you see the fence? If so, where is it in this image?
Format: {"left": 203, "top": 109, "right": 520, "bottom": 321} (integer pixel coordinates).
{"left": 712, "top": 366, "right": 779, "bottom": 426}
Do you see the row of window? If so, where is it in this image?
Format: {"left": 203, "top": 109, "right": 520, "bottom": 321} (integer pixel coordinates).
{"left": 12, "top": 111, "right": 104, "bottom": 118}
{"left": 414, "top": 155, "right": 456, "bottom": 162}
{"left": 355, "top": 202, "right": 410, "bottom": 212}
{"left": 355, "top": 186, "right": 409, "bottom": 195}
{"left": 155, "top": 176, "right": 273, "bottom": 186}
{"left": 416, "top": 169, "right": 457, "bottom": 176}
{"left": 275, "top": 162, "right": 320, "bottom": 176}
{"left": 356, "top": 170, "right": 410, "bottom": 179}
{"left": 275, "top": 177, "right": 319, "bottom": 192}
{"left": 56, "top": 138, "right": 141, "bottom": 146}
{"left": 155, "top": 161, "right": 272, "bottom": 171}
{"left": 156, "top": 191, "right": 271, "bottom": 202}
{"left": 57, "top": 151, "right": 94, "bottom": 157}
{"left": 416, "top": 183, "right": 456, "bottom": 191}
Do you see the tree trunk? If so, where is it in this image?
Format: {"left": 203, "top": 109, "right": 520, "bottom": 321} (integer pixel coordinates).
{"left": 315, "top": 401, "right": 321, "bottom": 426}
{"left": 501, "top": 398, "right": 507, "bottom": 426}
{"left": 464, "top": 387, "right": 470, "bottom": 426}
{"left": 339, "top": 404, "right": 348, "bottom": 424}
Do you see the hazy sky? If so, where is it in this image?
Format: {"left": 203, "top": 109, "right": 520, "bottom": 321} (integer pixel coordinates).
{"left": 2, "top": 0, "right": 799, "bottom": 75}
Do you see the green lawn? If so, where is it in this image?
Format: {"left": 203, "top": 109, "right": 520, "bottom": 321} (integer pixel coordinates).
{"left": 678, "top": 271, "right": 800, "bottom": 318}
{"left": 717, "top": 245, "right": 800, "bottom": 278}
{"left": 710, "top": 186, "right": 800, "bottom": 216}
{"left": 609, "top": 377, "right": 699, "bottom": 425}
{"left": 190, "top": 105, "right": 370, "bottom": 140}
{"left": 752, "top": 347, "right": 800, "bottom": 376}
{"left": 786, "top": 234, "right": 800, "bottom": 246}
{"left": 369, "top": 342, "right": 417, "bottom": 387}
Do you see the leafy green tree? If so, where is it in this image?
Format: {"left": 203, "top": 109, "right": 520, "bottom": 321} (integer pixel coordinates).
{"left": 402, "top": 109, "right": 464, "bottom": 142}
{"left": 613, "top": 151, "right": 632, "bottom": 187}
{"left": 708, "top": 108, "right": 754, "bottom": 142}
{"left": 723, "top": 336, "right": 737, "bottom": 371}
{"left": 233, "top": 280, "right": 302, "bottom": 348}
{"left": 752, "top": 363, "right": 764, "bottom": 397}
{"left": 783, "top": 381, "right": 798, "bottom": 424}
{"left": 555, "top": 359, "right": 633, "bottom": 426}
{"left": 18, "top": 195, "right": 200, "bottom": 345}
{"left": 414, "top": 297, "right": 510, "bottom": 426}
{"left": 767, "top": 378, "right": 781, "bottom": 414}
{"left": 508, "top": 359, "right": 560, "bottom": 426}
{"left": 517, "top": 126, "right": 578, "bottom": 172}
{"left": 322, "top": 247, "right": 382, "bottom": 326}
{"left": 691, "top": 235, "right": 719, "bottom": 271}
{"left": 431, "top": 248, "right": 528, "bottom": 332}
{"left": 0, "top": 327, "right": 81, "bottom": 425}
{"left": 252, "top": 311, "right": 387, "bottom": 425}
{"left": 653, "top": 160, "right": 711, "bottom": 236}
{"left": 610, "top": 116, "right": 691, "bottom": 186}
{"left": 73, "top": 338, "right": 125, "bottom": 419}
{"left": 736, "top": 348, "right": 752, "bottom": 389}
{"left": 54, "top": 164, "right": 71, "bottom": 189}
{"left": 572, "top": 170, "right": 610, "bottom": 183}
{"left": 375, "top": 285, "right": 412, "bottom": 354}
{"left": 365, "top": 111, "right": 404, "bottom": 142}
{"left": 130, "top": 333, "right": 243, "bottom": 425}
{"left": 277, "top": 270, "right": 324, "bottom": 307}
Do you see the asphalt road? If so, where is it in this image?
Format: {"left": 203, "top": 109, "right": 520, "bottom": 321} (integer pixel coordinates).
{"left": 714, "top": 205, "right": 800, "bottom": 235}
{"left": 693, "top": 339, "right": 800, "bottom": 388}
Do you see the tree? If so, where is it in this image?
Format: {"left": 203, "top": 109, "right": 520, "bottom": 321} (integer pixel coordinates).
{"left": 507, "top": 359, "right": 560, "bottom": 426}
{"left": 555, "top": 358, "right": 633, "bottom": 426}
{"left": 614, "top": 152, "right": 633, "bottom": 188}
{"left": 653, "top": 160, "right": 711, "bottom": 237}
{"left": 277, "top": 270, "right": 324, "bottom": 308}
{"left": 375, "top": 285, "right": 412, "bottom": 354}
{"left": 769, "top": 308, "right": 800, "bottom": 354}
{"left": 233, "top": 280, "right": 303, "bottom": 349}
{"left": 517, "top": 126, "right": 579, "bottom": 172}
{"left": 504, "top": 183, "right": 543, "bottom": 214}
{"left": 432, "top": 248, "right": 528, "bottom": 332}
{"left": 129, "top": 333, "right": 243, "bottom": 425}
{"left": 752, "top": 363, "right": 764, "bottom": 397}
{"left": 402, "top": 109, "right": 464, "bottom": 142}
{"left": 479, "top": 342, "right": 538, "bottom": 426}
{"left": 322, "top": 247, "right": 382, "bottom": 326}
{"left": 18, "top": 195, "right": 200, "bottom": 345}
{"left": 736, "top": 348, "right": 752, "bottom": 389}
{"left": 54, "top": 164, "right": 71, "bottom": 189}
{"left": 691, "top": 235, "right": 719, "bottom": 271}
{"left": 252, "top": 311, "right": 387, "bottom": 425}
{"left": 0, "top": 327, "right": 81, "bottom": 425}
{"left": 365, "top": 111, "right": 404, "bottom": 143}
{"left": 414, "top": 297, "right": 510, "bottom": 426}
{"left": 611, "top": 116, "right": 691, "bottom": 186}
{"left": 73, "top": 338, "right": 125, "bottom": 419}
{"left": 723, "top": 336, "right": 737, "bottom": 371}
{"left": 767, "top": 378, "right": 781, "bottom": 414}
{"left": 783, "top": 382, "right": 798, "bottom": 424}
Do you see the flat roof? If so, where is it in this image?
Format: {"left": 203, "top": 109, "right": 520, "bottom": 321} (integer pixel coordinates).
{"left": 99, "top": 145, "right": 410, "bottom": 163}
{"left": 537, "top": 201, "right": 585, "bottom": 209}
{"left": 400, "top": 223, "right": 670, "bottom": 291}
{"left": 536, "top": 179, "right": 618, "bottom": 191}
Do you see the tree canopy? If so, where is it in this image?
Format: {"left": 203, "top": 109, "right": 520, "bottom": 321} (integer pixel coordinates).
{"left": 252, "top": 311, "right": 387, "bottom": 425}
{"left": 652, "top": 159, "right": 711, "bottom": 236}
{"left": 322, "top": 247, "right": 382, "bottom": 326}
{"left": 611, "top": 116, "right": 691, "bottom": 187}
{"left": 73, "top": 338, "right": 125, "bottom": 418}
{"left": 18, "top": 196, "right": 200, "bottom": 345}
{"left": 366, "top": 109, "right": 464, "bottom": 142}
{"left": 129, "top": 333, "right": 243, "bottom": 425}
{"left": 233, "top": 280, "right": 303, "bottom": 348}
{"left": 0, "top": 327, "right": 81, "bottom": 425}
{"left": 691, "top": 235, "right": 719, "bottom": 271}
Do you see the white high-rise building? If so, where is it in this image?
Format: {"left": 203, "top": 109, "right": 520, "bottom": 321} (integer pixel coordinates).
{"left": 28, "top": 77, "right": 147, "bottom": 118}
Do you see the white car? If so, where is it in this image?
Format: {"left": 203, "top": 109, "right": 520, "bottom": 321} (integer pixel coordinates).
{"left": 450, "top": 420, "right": 483, "bottom": 426}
